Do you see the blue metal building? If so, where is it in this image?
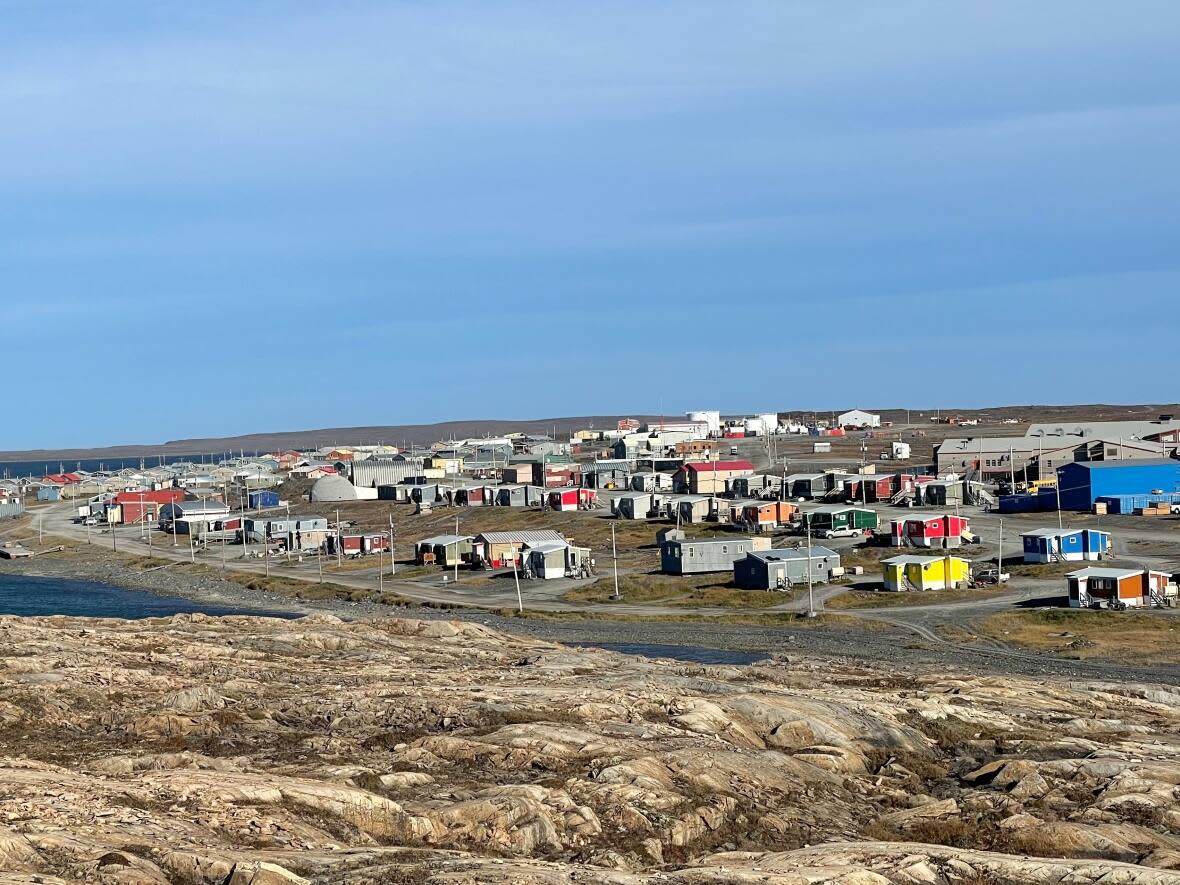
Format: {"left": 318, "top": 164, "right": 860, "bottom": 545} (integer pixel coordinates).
{"left": 248, "top": 489, "right": 280, "bottom": 509}
{"left": 1057, "top": 460, "right": 1180, "bottom": 511}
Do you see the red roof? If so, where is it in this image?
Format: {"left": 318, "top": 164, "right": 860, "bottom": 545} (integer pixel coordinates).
{"left": 43, "top": 473, "right": 82, "bottom": 485}
{"left": 684, "top": 460, "right": 754, "bottom": 473}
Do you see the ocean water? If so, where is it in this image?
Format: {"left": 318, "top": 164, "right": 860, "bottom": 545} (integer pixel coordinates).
{"left": 570, "top": 641, "right": 768, "bottom": 665}
{"left": 0, "top": 574, "right": 291, "bottom": 619}
{"left": 0, "top": 451, "right": 265, "bottom": 479}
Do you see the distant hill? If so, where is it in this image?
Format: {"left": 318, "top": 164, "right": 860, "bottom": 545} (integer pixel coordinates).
{"left": 3, "top": 403, "right": 1178, "bottom": 463}
{"left": 0, "top": 416, "right": 665, "bottom": 462}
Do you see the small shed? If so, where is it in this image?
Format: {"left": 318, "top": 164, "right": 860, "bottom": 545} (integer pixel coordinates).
{"left": 614, "top": 492, "right": 656, "bottom": 520}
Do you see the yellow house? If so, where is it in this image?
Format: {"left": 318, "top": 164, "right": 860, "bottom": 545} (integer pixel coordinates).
{"left": 882, "top": 555, "right": 970, "bottom": 592}
{"left": 426, "top": 456, "right": 464, "bottom": 475}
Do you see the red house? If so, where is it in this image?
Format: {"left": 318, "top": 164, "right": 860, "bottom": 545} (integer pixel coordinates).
{"left": 844, "top": 474, "right": 895, "bottom": 502}
{"left": 890, "top": 513, "right": 970, "bottom": 549}
{"left": 548, "top": 488, "right": 597, "bottom": 512}
{"left": 113, "top": 489, "right": 186, "bottom": 525}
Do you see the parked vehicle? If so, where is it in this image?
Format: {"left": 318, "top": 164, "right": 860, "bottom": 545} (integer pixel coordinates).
{"left": 972, "top": 567, "right": 1009, "bottom": 587}
{"left": 82, "top": 517, "right": 98, "bottom": 526}
{"left": 822, "top": 527, "right": 862, "bottom": 539}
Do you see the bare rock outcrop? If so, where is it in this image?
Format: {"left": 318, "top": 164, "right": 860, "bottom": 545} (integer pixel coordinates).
{"left": 0, "top": 612, "right": 1175, "bottom": 882}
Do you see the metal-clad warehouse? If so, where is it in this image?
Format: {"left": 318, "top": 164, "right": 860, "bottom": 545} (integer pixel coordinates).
{"left": 1056, "top": 460, "right": 1180, "bottom": 511}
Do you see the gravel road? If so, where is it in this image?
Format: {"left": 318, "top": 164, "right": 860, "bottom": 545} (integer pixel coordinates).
{"left": 4, "top": 546, "right": 1178, "bottom": 685}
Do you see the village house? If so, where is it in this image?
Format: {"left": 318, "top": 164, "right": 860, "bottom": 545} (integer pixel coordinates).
{"left": 547, "top": 488, "right": 598, "bottom": 512}
{"left": 674, "top": 460, "right": 754, "bottom": 495}
{"left": 613, "top": 492, "right": 660, "bottom": 520}
{"left": 1066, "top": 566, "right": 1172, "bottom": 609}
{"left": 110, "top": 489, "right": 186, "bottom": 525}
{"left": 739, "top": 500, "right": 798, "bottom": 533}
{"left": 660, "top": 536, "right": 767, "bottom": 575}
{"left": 1021, "top": 528, "right": 1112, "bottom": 563}
{"left": 733, "top": 546, "right": 841, "bottom": 590}
{"left": 472, "top": 530, "right": 567, "bottom": 569}
{"left": 523, "top": 539, "right": 591, "bottom": 580}
{"left": 888, "top": 513, "right": 971, "bottom": 549}
{"left": 881, "top": 555, "right": 971, "bottom": 592}
{"left": 801, "top": 505, "right": 878, "bottom": 536}
{"left": 414, "top": 534, "right": 474, "bottom": 566}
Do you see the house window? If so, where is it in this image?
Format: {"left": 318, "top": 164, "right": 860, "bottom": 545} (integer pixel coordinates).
{"left": 722, "top": 545, "right": 728, "bottom": 553}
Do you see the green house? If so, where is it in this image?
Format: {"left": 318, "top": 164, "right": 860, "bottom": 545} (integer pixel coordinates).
{"left": 803, "top": 505, "right": 878, "bottom": 533}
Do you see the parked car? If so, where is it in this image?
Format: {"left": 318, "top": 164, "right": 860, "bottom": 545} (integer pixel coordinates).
{"left": 82, "top": 516, "right": 98, "bottom": 526}
{"left": 1170, "top": 503, "right": 1180, "bottom": 515}
{"left": 972, "top": 568, "right": 1010, "bottom": 587}
{"left": 822, "top": 527, "right": 862, "bottom": 539}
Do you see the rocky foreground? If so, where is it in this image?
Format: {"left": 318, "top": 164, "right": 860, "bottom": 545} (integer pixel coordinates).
{"left": 0, "top": 614, "right": 1177, "bottom": 884}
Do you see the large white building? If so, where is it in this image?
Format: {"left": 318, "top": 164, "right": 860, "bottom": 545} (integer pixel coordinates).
{"left": 838, "top": 409, "right": 881, "bottom": 428}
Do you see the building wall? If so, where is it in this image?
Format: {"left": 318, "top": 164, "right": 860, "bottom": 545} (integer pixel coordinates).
{"left": 661, "top": 539, "right": 755, "bottom": 575}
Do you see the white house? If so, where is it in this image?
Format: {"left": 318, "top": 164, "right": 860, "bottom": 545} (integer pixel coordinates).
{"left": 839, "top": 409, "right": 881, "bottom": 428}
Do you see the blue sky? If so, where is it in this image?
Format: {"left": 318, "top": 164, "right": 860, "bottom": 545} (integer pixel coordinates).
{"left": 2, "top": 2, "right": 1179, "bottom": 448}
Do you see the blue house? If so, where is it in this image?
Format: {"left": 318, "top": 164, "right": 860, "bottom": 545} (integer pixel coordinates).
{"left": 35, "top": 486, "right": 61, "bottom": 502}
{"left": 1021, "top": 528, "right": 1111, "bottom": 564}
{"left": 1056, "top": 460, "right": 1180, "bottom": 511}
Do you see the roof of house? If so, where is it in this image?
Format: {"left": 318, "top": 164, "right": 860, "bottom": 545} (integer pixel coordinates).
{"left": 1067, "top": 567, "right": 1143, "bottom": 579}
{"left": 417, "top": 534, "right": 474, "bottom": 546}
{"left": 666, "top": 536, "right": 754, "bottom": 548}
{"left": 883, "top": 555, "right": 967, "bottom": 565}
{"left": 683, "top": 460, "right": 754, "bottom": 473}
{"left": 525, "top": 540, "right": 569, "bottom": 554}
{"left": 893, "top": 512, "right": 960, "bottom": 523}
{"left": 747, "top": 546, "right": 838, "bottom": 563}
{"left": 807, "top": 503, "right": 871, "bottom": 515}
{"left": 1023, "top": 527, "right": 1107, "bottom": 538}
{"left": 476, "top": 530, "right": 565, "bottom": 544}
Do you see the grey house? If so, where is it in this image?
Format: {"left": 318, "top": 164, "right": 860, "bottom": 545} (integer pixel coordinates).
{"left": 730, "top": 475, "right": 783, "bottom": 499}
{"left": 614, "top": 492, "right": 657, "bottom": 520}
{"left": 733, "top": 546, "right": 841, "bottom": 590}
{"left": 787, "top": 473, "right": 827, "bottom": 499}
{"left": 661, "top": 536, "right": 760, "bottom": 575}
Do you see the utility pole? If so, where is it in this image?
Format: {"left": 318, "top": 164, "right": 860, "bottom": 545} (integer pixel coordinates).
{"left": 610, "top": 522, "right": 621, "bottom": 600}
{"left": 998, "top": 518, "right": 1004, "bottom": 577}
{"left": 512, "top": 551, "right": 524, "bottom": 613}
{"left": 805, "top": 523, "right": 816, "bottom": 617}
{"left": 336, "top": 508, "right": 342, "bottom": 568}
{"left": 389, "top": 514, "right": 396, "bottom": 576}
{"left": 454, "top": 513, "right": 460, "bottom": 584}
{"left": 111, "top": 516, "right": 118, "bottom": 552}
